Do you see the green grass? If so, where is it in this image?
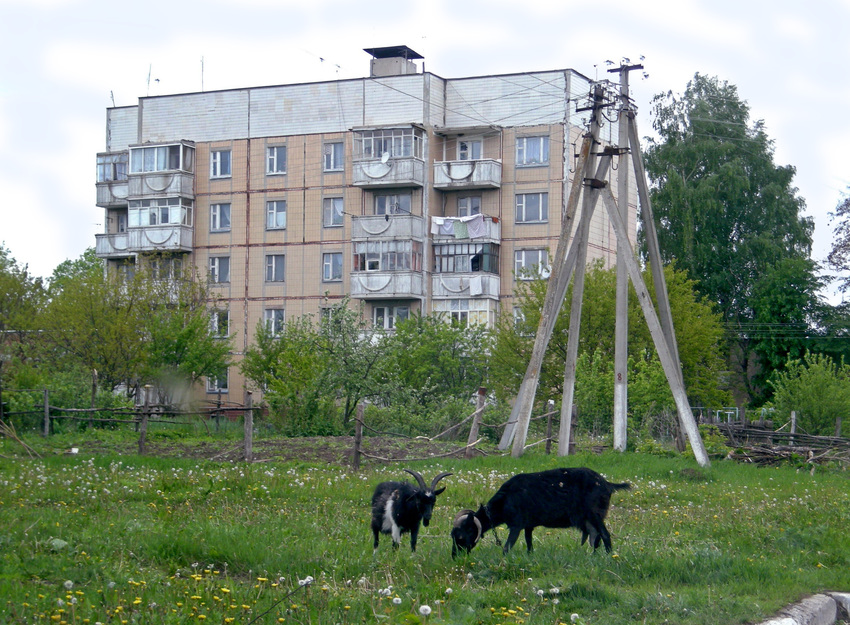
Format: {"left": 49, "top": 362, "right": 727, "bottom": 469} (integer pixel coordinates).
{"left": 0, "top": 435, "right": 848, "bottom": 624}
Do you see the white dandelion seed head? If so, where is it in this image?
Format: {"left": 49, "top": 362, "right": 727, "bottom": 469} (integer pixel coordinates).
{"left": 550, "top": 587, "right": 560, "bottom": 595}
{"left": 445, "top": 588, "right": 452, "bottom": 595}
{"left": 571, "top": 613, "right": 580, "bottom": 623}
{"left": 419, "top": 604, "right": 432, "bottom": 616}
{"left": 392, "top": 597, "right": 402, "bottom": 605}
{"left": 63, "top": 580, "right": 74, "bottom": 590}
{"left": 536, "top": 589, "right": 544, "bottom": 597}
{"left": 553, "top": 598, "right": 560, "bottom": 605}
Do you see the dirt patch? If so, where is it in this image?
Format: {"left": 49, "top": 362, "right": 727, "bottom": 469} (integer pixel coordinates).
{"left": 70, "top": 435, "right": 481, "bottom": 467}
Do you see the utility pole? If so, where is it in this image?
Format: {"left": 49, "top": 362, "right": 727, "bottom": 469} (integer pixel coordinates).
{"left": 499, "top": 85, "right": 606, "bottom": 455}
{"left": 609, "top": 63, "right": 640, "bottom": 452}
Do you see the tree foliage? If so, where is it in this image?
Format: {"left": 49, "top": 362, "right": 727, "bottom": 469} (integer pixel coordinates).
{"left": 768, "top": 352, "right": 850, "bottom": 437}
{"left": 827, "top": 189, "right": 850, "bottom": 293}
{"left": 489, "top": 261, "right": 730, "bottom": 422}
{"left": 644, "top": 73, "right": 819, "bottom": 404}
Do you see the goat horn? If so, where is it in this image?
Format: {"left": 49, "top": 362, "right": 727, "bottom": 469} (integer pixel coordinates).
{"left": 430, "top": 472, "right": 452, "bottom": 490}
{"left": 473, "top": 516, "right": 482, "bottom": 543}
{"left": 403, "top": 469, "right": 427, "bottom": 490}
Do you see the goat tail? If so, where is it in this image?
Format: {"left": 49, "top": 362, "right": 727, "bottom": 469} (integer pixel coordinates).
{"left": 609, "top": 481, "right": 631, "bottom": 492}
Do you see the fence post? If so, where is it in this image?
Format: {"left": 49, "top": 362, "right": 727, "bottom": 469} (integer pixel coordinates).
{"left": 545, "top": 399, "right": 554, "bottom": 455}
{"left": 466, "top": 387, "right": 486, "bottom": 459}
{"left": 790, "top": 410, "right": 797, "bottom": 447}
{"left": 569, "top": 405, "right": 577, "bottom": 455}
{"left": 353, "top": 402, "right": 364, "bottom": 471}
{"left": 41, "top": 388, "right": 50, "bottom": 437}
{"left": 244, "top": 392, "right": 254, "bottom": 462}
{"left": 215, "top": 391, "right": 222, "bottom": 432}
{"left": 836, "top": 416, "right": 843, "bottom": 438}
{"left": 138, "top": 385, "right": 150, "bottom": 454}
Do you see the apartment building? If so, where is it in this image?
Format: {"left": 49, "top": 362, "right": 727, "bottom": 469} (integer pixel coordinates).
{"left": 94, "top": 46, "right": 636, "bottom": 403}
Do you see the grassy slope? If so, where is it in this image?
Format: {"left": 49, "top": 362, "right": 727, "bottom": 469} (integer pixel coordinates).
{"left": 0, "top": 435, "right": 848, "bottom": 624}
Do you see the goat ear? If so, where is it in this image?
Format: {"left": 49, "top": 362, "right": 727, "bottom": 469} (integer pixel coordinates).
{"left": 433, "top": 487, "right": 446, "bottom": 496}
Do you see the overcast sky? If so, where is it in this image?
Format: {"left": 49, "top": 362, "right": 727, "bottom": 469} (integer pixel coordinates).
{"left": 2, "top": 0, "right": 848, "bottom": 300}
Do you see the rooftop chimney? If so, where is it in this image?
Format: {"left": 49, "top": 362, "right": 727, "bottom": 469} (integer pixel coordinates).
{"left": 363, "top": 45, "right": 423, "bottom": 77}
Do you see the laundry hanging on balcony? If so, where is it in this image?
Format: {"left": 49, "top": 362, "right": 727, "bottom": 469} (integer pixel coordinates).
{"left": 431, "top": 213, "right": 486, "bottom": 239}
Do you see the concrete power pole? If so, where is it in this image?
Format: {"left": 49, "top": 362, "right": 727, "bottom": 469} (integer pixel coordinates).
{"left": 611, "top": 63, "right": 639, "bottom": 451}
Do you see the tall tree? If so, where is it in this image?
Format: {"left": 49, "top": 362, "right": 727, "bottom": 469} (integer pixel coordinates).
{"left": 644, "top": 73, "right": 817, "bottom": 404}
{"left": 827, "top": 189, "right": 850, "bottom": 294}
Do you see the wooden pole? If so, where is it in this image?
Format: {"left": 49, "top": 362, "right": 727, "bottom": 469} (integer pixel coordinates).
{"left": 790, "top": 410, "right": 797, "bottom": 447}
{"left": 244, "top": 391, "right": 254, "bottom": 462}
{"left": 558, "top": 149, "right": 612, "bottom": 456}
{"left": 545, "top": 399, "right": 554, "bottom": 455}
{"left": 138, "top": 385, "right": 150, "bottom": 455}
{"left": 353, "top": 402, "right": 363, "bottom": 471}
{"left": 600, "top": 187, "right": 710, "bottom": 467}
{"left": 502, "top": 86, "right": 606, "bottom": 456}
{"left": 466, "top": 388, "right": 486, "bottom": 459}
{"left": 43, "top": 388, "right": 50, "bottom": 437}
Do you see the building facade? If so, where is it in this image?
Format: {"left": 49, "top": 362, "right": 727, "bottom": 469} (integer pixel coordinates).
{"left": 94, "top": 46, "right": 636, "bottom": 403}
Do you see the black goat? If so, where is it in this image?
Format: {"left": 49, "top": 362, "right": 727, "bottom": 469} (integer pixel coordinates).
{"left": 371, "top": 469, "right": 452, "bottom": 553}
{"left": 451, "top": 467, "right": 630, "bottom": 556}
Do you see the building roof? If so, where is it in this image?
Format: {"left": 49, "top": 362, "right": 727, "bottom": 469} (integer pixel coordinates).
{"left": 363, "top": 45, "right": 424, "bottom": 60}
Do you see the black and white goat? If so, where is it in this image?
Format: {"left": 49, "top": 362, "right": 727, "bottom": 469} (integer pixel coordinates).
{"left": 451, "top": 467, "right": 630, "bottom": 556}
{"left": 371, "top": 469, "right": 452, "bottom": 553}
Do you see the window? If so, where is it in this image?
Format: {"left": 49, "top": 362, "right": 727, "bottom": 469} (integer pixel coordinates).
{"left": 323, "top": 197, "right": 344, "bottom": 227}
{"left": 264, "top": 308, "right": 285, "bottom": 334}
{"left": 324, "top": 142, "right": 344, "bottom": 171}
{"left": 266, "top": 146, "right": 286, "bottom": 174}
{"left": 434, "top": 243, "right": 499, "bottom": 273}
{"left": 206, "top": 368, "right": 229, "bottom": 393}
{"left": 210, "top": 309, "right": 229, "bottom": 337}
{"left": 117, "top": 213, "right": 127, "bottom": 233}
{"left": 148, "top": 256, "right": 182, "bottom": 281}
{"left": 374, "top": 305, "right": 409, "bottom": 330}
{"left": 210, "top": 203, "right": 231, "bottom": 232}
{"left": 322, "top": 252, "right": 343, "bottom": 282}
{"left": 267, "top": 201, "right": 286, "bottom": 229}
{"left": 516, "top": 136, "right": 549, "bottom": 166}
{"left": 265, "top": 254, "right": 285, "bottom": 282}
{"left": 355, "top": 127, "right": 424, "bottom": 160}
{"left": 128, "top": 197, "right": 193, "bottom": 227}
{"left": 209, "top": 256, "right": 230, "bottom": 283}
{"left": 353, "top": 241, "right": 422, "bottom": 272}
{"left": 516, "top": 192, "right": 548, "bottom": 223}
{"left": 433, "top": 299, "right": 492, "bottom": 326}
{"left": 515, "top": 249, "right": 550, "bottom": 280}
{"left": 130, "top": 143, "right": 193, "bottom": 173}
{"left": 458, "top": 139, "right": 482, "bottom": 161}
{"left": 97, "top": 153, "right": 128, "bottom": 182}
{"left": 374, "top": 192, "right": 412, "bottom": 216}
{"left": 458, "top": 196, "right": 481, "bottom": 217}
{"left": 210, "top": 149, "right": 232, "bottom": 178}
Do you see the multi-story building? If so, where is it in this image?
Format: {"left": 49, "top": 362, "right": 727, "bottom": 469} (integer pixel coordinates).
{"left": 94, "top": 45, "right": 636, "bottom": 403}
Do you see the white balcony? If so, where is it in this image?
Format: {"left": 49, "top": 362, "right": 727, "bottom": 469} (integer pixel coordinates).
{"left": 352, "top": 157, "right": 425, "bottom": 188}
{"left": 431, "top": 273, "right": 500, "bottom": 300}
{"left": 95, "top": 225, "right": 194, "bottom": 258}
{"left": 350, "top": 271, "right": 424, "bottom": 300}
{"left": 96, "top": 181, "right": 130, "bottom": 208}
{"left": 433, "top": 159, "right": 501, "bottom": 190}
{"left": 128, "top": 171, "right": 195, "bottom": 197}
{"left": 351, "top": 214, "right": 424, "bottom": 240}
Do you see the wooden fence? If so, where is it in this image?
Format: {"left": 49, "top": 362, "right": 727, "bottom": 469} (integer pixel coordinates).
{"left": 351, "top": 390, "right": 571, "bottom": 470}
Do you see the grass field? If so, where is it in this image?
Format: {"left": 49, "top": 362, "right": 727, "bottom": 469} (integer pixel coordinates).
{"left": 1, "top": 431, "right": 848, "bottom": 624}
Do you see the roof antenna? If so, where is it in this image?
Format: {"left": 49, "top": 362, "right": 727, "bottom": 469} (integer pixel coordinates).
{"left": 110, "top": 90, "right": 115, "bottom": 107}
